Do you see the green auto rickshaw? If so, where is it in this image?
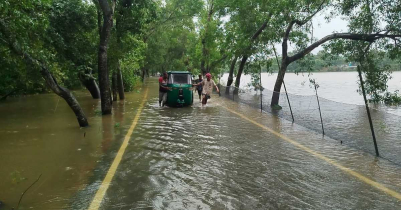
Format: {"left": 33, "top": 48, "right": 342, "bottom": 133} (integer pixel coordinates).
{"left": 166, "top": 71, "right": 194, "bottom": 107}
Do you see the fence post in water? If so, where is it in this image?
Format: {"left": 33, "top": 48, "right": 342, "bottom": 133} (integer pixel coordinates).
{"left": 233, "top": 87, "right": 235, "bottom": 101}
{"left": 283, "top": 81, "right": 294, "bottom": 122}
{"left": 357, "top": 66, "right": 379, "bottom": 156}
{"left": 260, "top": 64, "right": 263, "bottom": 112}
{"left": 311, "top": 79, "right": 325, "bottom": 135}
{"left": 218, "top": 76, "right": 221, "bottom": 97}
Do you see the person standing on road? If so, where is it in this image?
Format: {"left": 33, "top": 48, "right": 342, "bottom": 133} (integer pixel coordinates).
{"left": 194, "top": 73, "right": 219, "bottom": 105}
{"left": 159, "top": 72, "right": 169, "bottom": 106}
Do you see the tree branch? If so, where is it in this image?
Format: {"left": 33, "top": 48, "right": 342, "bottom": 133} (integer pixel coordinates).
{"left": 288, "top": 32, "right": 401, "bottom": 63}
{"left": 282, "top": 0, "right": 327, "bottom": 60}
{"left": 297, "top": 0, "right": 327, "bottom": 26}
{"left": 210, "top": 54, "right": 228, "bottom": 69}
{"left": 251, "top": 15, "right": 272, "bottom": 40}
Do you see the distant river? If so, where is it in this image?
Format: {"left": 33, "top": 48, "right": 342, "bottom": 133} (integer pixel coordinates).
{"left": 221, "top": 71, "right": 401, "bottom": 116}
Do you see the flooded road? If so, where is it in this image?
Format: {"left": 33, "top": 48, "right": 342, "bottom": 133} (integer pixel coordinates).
{"left": 2, "top": 78, "right": 401, "bottom": 209}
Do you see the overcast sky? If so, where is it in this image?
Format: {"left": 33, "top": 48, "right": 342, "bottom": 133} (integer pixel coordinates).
{"left": 276, "top": 13, "right": 349, "bottom": 55}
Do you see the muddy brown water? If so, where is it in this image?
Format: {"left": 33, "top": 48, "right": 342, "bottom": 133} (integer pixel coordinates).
{"left": 1, "top": 78, "right": 401, "bottom": 209}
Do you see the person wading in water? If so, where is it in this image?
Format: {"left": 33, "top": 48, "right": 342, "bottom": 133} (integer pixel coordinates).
{"left": 195, "top": 74, "right": 203, "bottom": 102}
{"left": 158, "top": 72, "right": 169, "bottom": 106}
{"left": 194, "top": 73, "right": 219, "bottom": 105}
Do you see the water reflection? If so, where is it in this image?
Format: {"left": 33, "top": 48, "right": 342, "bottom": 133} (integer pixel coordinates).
{"left": 0, "top": 89, "right": 141, "bottom": 209}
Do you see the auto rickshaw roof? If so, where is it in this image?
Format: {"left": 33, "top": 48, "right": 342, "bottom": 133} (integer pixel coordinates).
{"left": 167, "top": 71, "right": 192, "bottom": 74}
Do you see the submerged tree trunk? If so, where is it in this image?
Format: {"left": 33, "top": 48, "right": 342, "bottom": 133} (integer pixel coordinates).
{"left": 112, "top": 71, "right": 118, "bottom": 101}
{"left": 141, "top": 68, "right": 146, "bottom": 82}
{"left": 200, "top": 50, "right": 206, "bottom": 75}
{"left": 227, "top": 56, "right": 238, "bottom": 87}
{"left": 0, "top": 19, "right": 89, "bottom": 127}
{"left": 117, "top": 62, "right": 125, "bottom": 99}
{"left": 271, "top": 62, "right": 288, "bottom": 106}
{"left": 97, "top": 0, "right": 115, "bottom": 115}
{"left": 233, "top": 56, "right": 248, "bottom": 94}
{"left": 226, "top": 56, "right": 238, "bottom": 94}
{"left": 79, "top": 70, "right": 100, "bottom": 99}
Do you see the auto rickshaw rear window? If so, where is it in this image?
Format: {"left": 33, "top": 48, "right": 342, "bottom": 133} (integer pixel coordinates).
{"left": 169, "top": 74, "right": 191, "bottom": 84}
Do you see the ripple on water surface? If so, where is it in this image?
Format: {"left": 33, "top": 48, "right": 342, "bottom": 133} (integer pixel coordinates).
{"left": 100, "top": 98, "right": 401, "bottom": 210}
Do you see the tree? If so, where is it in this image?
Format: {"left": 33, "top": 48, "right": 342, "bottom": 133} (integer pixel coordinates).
{"left": 97, "top": 0, "right": 116, "bottom": 115}
{"left": 142, "top": 0, "right": 202, "bottom": 76}
{"left": 109, "top": 0, "right": 157, "bottom": 99}
{"left": 48, "top": 0, "right": 100, "bottom": 99}
{"left": 219, "top": 0, "right": 279, "bottom": 94}
{"left": 270, "top": 0, "right": 401, "bottom": 106}
{"left": 0, "top": 0, "right": 88, "bottom": 127}
{"left": 197, "top": 0, "right": 227, "bottom": 75}
{"left": 326, "top": 0, "right": 401, "bottom": 104}
{"left": 233, "top": 18, "right": 272, "bottom": 94}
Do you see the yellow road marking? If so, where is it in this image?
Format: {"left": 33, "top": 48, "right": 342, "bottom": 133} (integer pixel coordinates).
{"left": 89, "top": 88, "right": 149, "bottom": 210}
{"left": 222, "top": 106, "right": 401, "bottom": 201}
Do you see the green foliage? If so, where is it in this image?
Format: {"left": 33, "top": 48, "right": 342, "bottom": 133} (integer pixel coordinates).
{"left": 323, "top": 0, "right": 401, "bottom": 104}
{"left": 382, "top": 91, "right": 401, "bottom": 105}
{"left": 0, "top": 0, "right": 99, "bottom": 96}
{"left": 0, "top": 0, "right": 52, "bottom": 95}
{"left": 119, "top": 35, "right": 146, "bottom": 91}
{"left": 47, "top": 0, "right": 98, "bottom": 89}
{"left": 1, "top": 0, "right": 400, "bottom": 108}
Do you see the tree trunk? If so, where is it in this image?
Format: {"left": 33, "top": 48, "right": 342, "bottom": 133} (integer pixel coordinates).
{"left": 271, "top": 62, "right": 287, "bottom": 106}
{"left": 227, "top": 56, "right": 237, "bottom": 87}
{"left": 0, "top": 19, "right": 89, "bottom": 127}
{"left": 97, "top": 0, "right": 115, "bottom": 115}
{"left": 233, "top": 56, "right": 248, "bottom": 94}
{"left": 79, "top": 70, "right": 100, "bottom": 99}
{"left": 81, "top": 77, "right": 100, "bottom": 99}
{"left": 112, "top": 71, "right": 117, "bottom": 101}
{"left": 226, "top": 56, "right": 238, "bottom": 94}
{"left": 141, "top": 68, "right": 146, "bottom": 82}
{"left": 200, "top": 59, "right": 206, "bottom": 75}
{"left": 200, "top": 1, "right": 214, "bottom": 76}
{"left": 117, "top": 62, "right": 125, "bottom": 99}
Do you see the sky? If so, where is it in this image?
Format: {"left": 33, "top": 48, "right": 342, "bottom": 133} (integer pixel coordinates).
{"left": 275, "top": 12, "right": 349, "bottom": 55}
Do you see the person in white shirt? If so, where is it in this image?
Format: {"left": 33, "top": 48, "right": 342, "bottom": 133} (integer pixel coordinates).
{"left": 194, "top": 73, "right": 219, "bottom": 105}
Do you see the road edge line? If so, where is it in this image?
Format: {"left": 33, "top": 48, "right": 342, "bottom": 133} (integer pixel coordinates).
{"left": 88, "top": 88, "right": 149, "bottom": 210}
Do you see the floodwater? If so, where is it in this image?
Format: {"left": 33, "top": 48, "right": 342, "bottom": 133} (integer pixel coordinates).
{"left": 221, "top": 71, "right": 401, "bottom": 116}
{"left": 0, "top": 88, "right": 144, "bottom": 209}
{"left": 1, "top": 78, "right": 401, "bottom": 209}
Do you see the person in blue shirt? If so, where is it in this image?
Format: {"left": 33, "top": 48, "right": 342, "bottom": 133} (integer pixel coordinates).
{"left": 196, "top": 74, "right": 203, "bottom": 102}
